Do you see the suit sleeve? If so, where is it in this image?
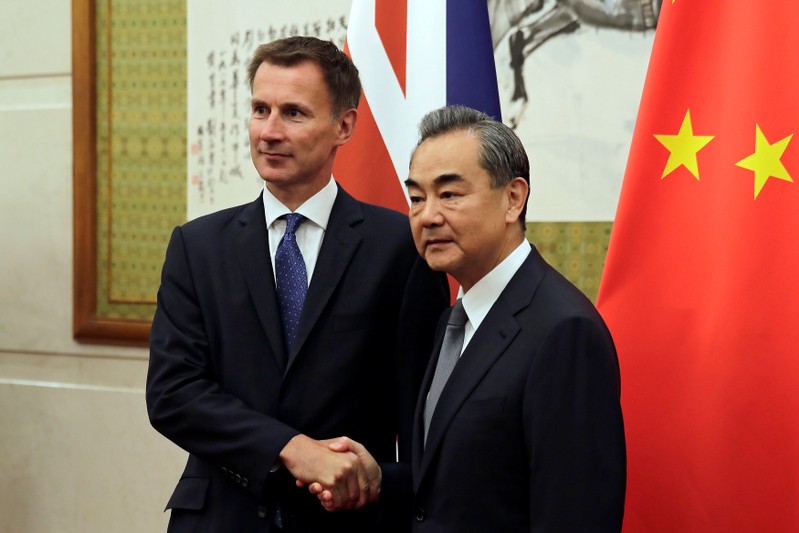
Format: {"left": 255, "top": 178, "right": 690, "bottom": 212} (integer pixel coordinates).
{"left": 146, "top": 226, "right": 299, "bottom": 499}
{"left": 524, "top": 315, "right": 626, "bottom": 532}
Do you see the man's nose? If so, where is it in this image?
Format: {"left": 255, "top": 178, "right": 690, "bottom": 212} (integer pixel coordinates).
{"left": 259, "top": 113, "right": 284, "bottom": 142}
{"left": 419, "top": 198, "right": 444, "bottom": 227}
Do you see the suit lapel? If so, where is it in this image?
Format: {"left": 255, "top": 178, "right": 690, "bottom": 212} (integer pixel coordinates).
{"left": 234, "top": 194, "right": 288, "bottom": 372}
{"left": 286, "top": 186, "right": 364, "bottom": 371}
{"left": 414, "top": 309, "right": 522, "bottom": 488}
{"left": 414, "top": 248, "right": 548, "bottom": 489}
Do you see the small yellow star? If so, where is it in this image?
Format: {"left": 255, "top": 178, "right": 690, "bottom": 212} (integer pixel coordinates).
{"left": 654, "top": 109, "right": 715, "bottom": 180}
{"left": 735, "top": 125, "right": 793, "bottom": 199}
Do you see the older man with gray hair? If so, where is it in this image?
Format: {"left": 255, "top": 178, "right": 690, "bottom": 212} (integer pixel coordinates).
{"left": 404, "top": 105, "right": 626, "bottom": 532}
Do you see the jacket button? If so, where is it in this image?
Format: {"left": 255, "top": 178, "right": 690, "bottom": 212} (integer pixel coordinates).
{"left": 256, "top": 505, "right": 268, "bottom": 519}
{"left": 242, "top": 477, "right": 249, "bottom": 488}
{"left": 415, "top": 508, "right": 426, "bottom": 522}
{"left": 235, "top": 474, "right": 242, "bottom": 484}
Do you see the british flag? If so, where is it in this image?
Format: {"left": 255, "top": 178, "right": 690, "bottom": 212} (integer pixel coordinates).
{"left": 333, "top": 0, "right": 502, "bottom": 213}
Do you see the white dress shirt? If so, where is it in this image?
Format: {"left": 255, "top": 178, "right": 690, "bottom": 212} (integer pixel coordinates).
{"left": 458, "top": 240, "right": 531, "bottom": 353}
{"left": 262, "top": 178, "right": 338, "bottom": 285}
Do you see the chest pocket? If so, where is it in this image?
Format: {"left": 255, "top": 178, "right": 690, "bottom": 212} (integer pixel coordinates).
{"left": 331, "top": 312, "right": 380, "bottom": 333}
{"left": 456, "top": 397, "right": 506, "bottom": 419}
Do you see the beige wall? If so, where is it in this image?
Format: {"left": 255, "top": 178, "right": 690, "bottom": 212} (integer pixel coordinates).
{"left": 0, "top": 1, "right": 186, "bottom": 531}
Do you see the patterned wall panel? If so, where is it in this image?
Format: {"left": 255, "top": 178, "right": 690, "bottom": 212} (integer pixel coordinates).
{"left": 95, "top": 0, "right": 186, "bottom": 319}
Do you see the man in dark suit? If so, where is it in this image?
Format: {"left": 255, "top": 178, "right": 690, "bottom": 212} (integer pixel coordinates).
{"left": 403, "top": 105, "right": 626, "bottom": 532}
{"left": 146, "top": 36, "right": 448, "bottom": 533}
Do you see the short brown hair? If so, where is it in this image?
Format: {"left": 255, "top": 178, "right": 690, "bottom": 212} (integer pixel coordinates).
{"left": 246, "top": 36, "right": 362, "bottom": 119}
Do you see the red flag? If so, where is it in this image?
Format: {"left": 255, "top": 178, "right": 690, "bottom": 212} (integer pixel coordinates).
{"left": 598, "top": 2, "right": 799, "bottom": 531}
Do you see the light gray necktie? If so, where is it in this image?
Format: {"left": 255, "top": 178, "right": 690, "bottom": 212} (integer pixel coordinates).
{"left": 423, "top": 299, "right": 468, "bottom": 443}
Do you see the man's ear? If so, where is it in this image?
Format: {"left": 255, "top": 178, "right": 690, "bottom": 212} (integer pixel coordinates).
{"left": 505, "top": 177, "right": 529, "bottom": 224}
{"left": 335, "top": 108, "right": 358, "bottom": 146}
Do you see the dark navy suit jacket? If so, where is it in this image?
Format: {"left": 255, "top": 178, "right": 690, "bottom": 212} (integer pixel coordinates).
{"left": 411, "top": 245, "right": 626, "bottom": 532}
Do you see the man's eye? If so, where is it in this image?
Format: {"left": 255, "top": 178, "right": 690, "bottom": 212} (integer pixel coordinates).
{"left": 288, "top": 109, "right": 301, "bottom": 118}
{"left": 409, "top": 195, "right": 423, "bottom": 204}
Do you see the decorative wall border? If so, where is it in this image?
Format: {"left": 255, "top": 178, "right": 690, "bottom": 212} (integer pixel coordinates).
{"left": 72, "top": 0, "right": 187, "bottom": 346}
{"left": 73, "top": 0, "right": 145, "bottom": 345}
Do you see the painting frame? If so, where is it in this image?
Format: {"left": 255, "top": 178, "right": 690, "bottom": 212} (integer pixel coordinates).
{"left": 72, "top": 0, "right": 152, "bottom": 346}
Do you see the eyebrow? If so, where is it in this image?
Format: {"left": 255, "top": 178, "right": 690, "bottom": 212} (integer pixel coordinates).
{"left": 404, "top": 173, "right": 464, "bottom": 189}
{"left": 250, "top": 98, "right": 310, "bottom": 112}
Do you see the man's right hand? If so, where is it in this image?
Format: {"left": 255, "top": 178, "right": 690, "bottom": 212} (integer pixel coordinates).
{"left": 278, "top": 434, "right": 380, "bottom": 511}
{"left": 306, "top": 437, "right": 382, "bottom": 512}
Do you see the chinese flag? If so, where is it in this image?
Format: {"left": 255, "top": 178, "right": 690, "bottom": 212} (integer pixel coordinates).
{"left": 597, "top": 1, "right": 799, "bottom": 532}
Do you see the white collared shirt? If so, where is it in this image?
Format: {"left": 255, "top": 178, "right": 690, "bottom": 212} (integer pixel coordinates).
{"left": 458, "top": 240, "right": 531, "bottom": 353}
{"left": 262, "top": 178, "right": 338, "bottom": 284}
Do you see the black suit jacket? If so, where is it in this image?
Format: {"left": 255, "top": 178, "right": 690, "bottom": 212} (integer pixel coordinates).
{"left": 411, "top": 245, "right": 625, "bottom": 532}
{"left": 146, "top": 185, "right": 448, "bottom": 533}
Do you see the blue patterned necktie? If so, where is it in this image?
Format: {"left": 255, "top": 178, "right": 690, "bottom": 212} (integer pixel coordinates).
{"left": 275, "top": 213, "right": 308, "bottom": 355}
{"left": 423, "top": 298, "right": 468, "bottom": 443}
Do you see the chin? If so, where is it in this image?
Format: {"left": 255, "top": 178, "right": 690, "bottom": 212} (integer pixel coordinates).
{"left": 261, "top": 173, "right": 294, "bottom": 186}
{"left": 423, "top": 254, "right": 455, "bottom": 274}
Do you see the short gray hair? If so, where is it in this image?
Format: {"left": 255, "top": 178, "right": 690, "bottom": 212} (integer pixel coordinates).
{"left": 413, "top": 105, "right": 530, "bottom": 226}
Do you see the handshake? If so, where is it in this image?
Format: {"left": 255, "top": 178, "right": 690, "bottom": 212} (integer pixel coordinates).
{"left": 279, "top": 434, "right": 381, "bottom": 512}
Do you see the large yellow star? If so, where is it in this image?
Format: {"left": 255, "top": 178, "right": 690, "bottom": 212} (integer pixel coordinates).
{"left": 735, "top": 125, "right": 793, "bottom": 199}
{"left": 654, "top": 109, "right": 714, "bottom": 180}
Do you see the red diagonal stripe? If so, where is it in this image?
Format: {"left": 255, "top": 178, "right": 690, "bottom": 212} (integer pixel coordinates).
{"left": 375, "top": 0, "right": 407, "bottom": 95}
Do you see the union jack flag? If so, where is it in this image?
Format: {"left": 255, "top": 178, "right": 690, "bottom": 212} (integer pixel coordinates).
{"left": 333, "top": 0, "right": 501, "bottom": 213}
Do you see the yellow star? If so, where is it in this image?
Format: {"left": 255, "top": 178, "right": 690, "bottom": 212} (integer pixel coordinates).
{"left": 735, "top": 125, "right": 793, "bottom": 199}
{"left": 654, "top": 109, "right": 714, "bottom": 180}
